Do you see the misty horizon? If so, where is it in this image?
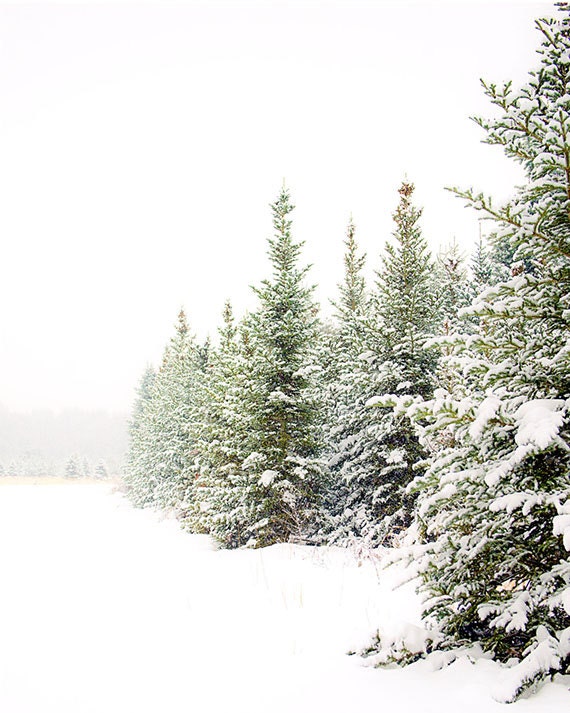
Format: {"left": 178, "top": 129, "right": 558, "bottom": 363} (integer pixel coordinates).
{"left": 0, "top": 406, "right": 129, "bottom": 477}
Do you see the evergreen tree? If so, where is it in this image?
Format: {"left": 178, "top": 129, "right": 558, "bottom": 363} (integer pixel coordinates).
{"left": 124, "top": 364, "right": 157, "bottom": 504}
{"left": 124, "top": 310, "right": 202, "bottom": 513}
{"left": 434, "top": 240, "right": 471, "bottom": 335}
{"left": 94, "top": 460, "right": 109, "bottom": 479}
{"left": 129, "top": 364, "right": 156, "bottom": 437}
{"left": 373, "top": 181, "right": 438, "bottom": 392}
{"left": 374, "top": 6, "right": 570, "bottom": 700}
{"left": 333, "top": 216, "right": 368, "bottom": 338}
{"left": 65, "top": 455, "right": 81, "bottom": 479}
{"left": 470, "top": 231, "right": 515, "bottom": 304}
{"left": 471, "top": 233, "right": 495, "bottom": 294}
{"left": 191, "top": 304, "right": 259, "bottom": 546}
{"left": 320, "top": 217, "right": 370, "bottom": 544}
{"left": 196, "top": 337, "right": 211, "bottom": 372}
{"left": 235, "top": 186, "right": 327, "bottom": 547}
{"left": 327, "top": 182, "right": 438, "bottom": 547}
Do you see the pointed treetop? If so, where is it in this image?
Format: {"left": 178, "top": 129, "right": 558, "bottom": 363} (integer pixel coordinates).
{"left": 176, "top": 307, "right": 189, "bottom": 336}
{"left": 222, "top": 299, "right": 233, "bottom": 326}
{"left": 398, "top": 181, "right": 414, "bottom": 200}
{"left": 263, "top": 185, "right": 305, "bottom": 281}
{"left": 218, "top": 299, "right": 237, "bottom": 348}
{"left": 337, "top": 215, "right": 366, "bottom": 319}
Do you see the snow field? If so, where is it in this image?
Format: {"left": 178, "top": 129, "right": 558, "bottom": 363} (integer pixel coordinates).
{"left": 0, "top": 484, "right": 567, "bottom": 712}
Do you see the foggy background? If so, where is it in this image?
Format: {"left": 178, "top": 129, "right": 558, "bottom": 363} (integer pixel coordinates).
{"left": 0, "top": 0, "right": 553, "bottom": 472}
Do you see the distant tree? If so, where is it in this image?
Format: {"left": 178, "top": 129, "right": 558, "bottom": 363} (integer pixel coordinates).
{"left": 65, "top": 455, "right": 81, "bottom": 479}
{"left": 471, "top": 234, "right": 494, "bottom": 293}
{"left": 128, "top": 364, "right": 156, "bottom": 437}
{"left": 196, "top": 337, "right": 211, "bottom": 372}
{"left": 434, "top": 240, "right": 471, "bottom": 335}
{"left": 94, "top": 460, "right": 109, "bottom": 479}
{"left": 333, "top": 216, "right": 368, "bottom": 335}
{"left": 124, "top": 309, "right": 203, "bottom": 512}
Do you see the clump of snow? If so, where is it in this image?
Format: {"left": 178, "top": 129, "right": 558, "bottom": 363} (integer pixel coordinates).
{"left": 386, "top": 449, "right": 404, "bottom": 464}
{"left": 365, "top": 395, "right": 386, "bottom": 408}
{"left": 553, "top": 499, "right": 570, "bottom": 551}
{"left": 514, "top": 399, "right": 566, "bottom": 449}
{"left": 369, "top": 622, "right": 439, "bottom": 664}
{"left": 484, "top": 400, "right": 567, "bottom": 488}
{"left": 469, "top": 395, "right": 501, "bottom": 442}
{"left": 268, "top": 388, "right": 293, "bottom": 404}
{"left": 242, "top": 451, "right": 264, "bottom": 469}
{"left": 485, "top": 443, "right": 534, "bottom": 487}
{"left": 292, "top": 364, "right": 321, "bottom": 378}
{"left": 260, "top": 469, "right": 279, "bottom": 486}
{"left": 490, "top": 492, "right": 540, "bottom": 515}
{"left": 492, "top": 627, "right": 561, "bottom": 704}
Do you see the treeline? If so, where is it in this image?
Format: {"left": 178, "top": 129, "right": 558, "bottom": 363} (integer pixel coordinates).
{"left": 125, "top": 180, "right": 485, "bottom": 545}
{"left": 124, "top": 5, "right": 570, "bottom": 703}
{"left": 0, "top": 455, "right": 112, "bottom": 479}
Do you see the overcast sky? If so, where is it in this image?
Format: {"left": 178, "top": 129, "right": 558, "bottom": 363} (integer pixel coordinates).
{"left": 0, "top": 0, "right": 554, "bottom": 414}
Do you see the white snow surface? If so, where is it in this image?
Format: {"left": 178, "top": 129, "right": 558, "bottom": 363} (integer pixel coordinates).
{"left": 0, "top": 483, "right": 568, "bottom": 713}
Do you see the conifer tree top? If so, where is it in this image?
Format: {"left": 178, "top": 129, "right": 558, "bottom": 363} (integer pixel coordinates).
{"left": 264, "top": 186, "right": 306, "bottom": 279}
{"left": 398, "top": 181, "right": 414, "bottom": 200}
{"left": 176, "top": 308, "right": 189, "bottom": 337}
{"left": 374, "top": 179, "right": 435, "bottom": 359}
{"left": 336, "top": 216, "right": 366, "bottom": 320}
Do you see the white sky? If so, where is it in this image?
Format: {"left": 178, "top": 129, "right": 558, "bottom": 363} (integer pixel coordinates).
{"left": 0, "top": 0, "right": 554, "bottom": 414}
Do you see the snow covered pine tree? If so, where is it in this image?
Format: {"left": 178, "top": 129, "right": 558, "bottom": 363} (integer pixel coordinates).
{"left": 236, "top": 186, "right": 327, "bottom": 547}
{"left": 321, "top": 217, "right": 371, "bottom": 544}
{"left": 370, "top": 4, "right": 570, "bottom": 702}
{"left": 190, "top": 302, "right": 259, "bottom": 546}
{"left": 327, "top": 182, "right": 438, "bottom": 547}
{"left": 124, "top": 310, "right": 203, "bottom": 514}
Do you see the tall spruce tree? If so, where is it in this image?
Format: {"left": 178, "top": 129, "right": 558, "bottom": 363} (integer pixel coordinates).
{"left": 373, "top": 5, "right": 570, "bottom": 701}
{"left": 321, "top": 217, "right": 371, "bottom": 543}
{"left": 373, "top": 181, "right": 438, "bottom": 393}
{"left": 327, "top": 183, "right": 438, "bottom": 547}
{"left": 236, "top": 186, "right": 327, "bottom": 547}
{"left": 366, "top": 181, "right": 438, "bottom": 539}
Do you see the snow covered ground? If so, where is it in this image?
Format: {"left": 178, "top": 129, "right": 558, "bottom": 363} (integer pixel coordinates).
{"left": 0, "top": 483, "right": 567, "bottom": 712}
